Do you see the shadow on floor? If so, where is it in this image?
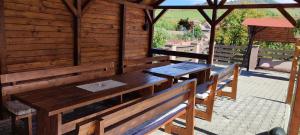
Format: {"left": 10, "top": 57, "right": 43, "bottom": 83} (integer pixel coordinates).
{"left": 213, "top": 65, "right": 289, "bottom": 81}
{"left": 174, "top": 120, "right": 218, "bottom": 135}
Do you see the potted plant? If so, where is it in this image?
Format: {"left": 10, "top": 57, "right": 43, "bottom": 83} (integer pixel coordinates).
{"left": 294, "top": 19, "right": 300, "bottom": 38}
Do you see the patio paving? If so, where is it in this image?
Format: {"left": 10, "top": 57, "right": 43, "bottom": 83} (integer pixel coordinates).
{"left": 0, "top": 69, "right": 292, "bottom": 135}
{"left": 153, "top": 69, "right": 292, "bottom": 135}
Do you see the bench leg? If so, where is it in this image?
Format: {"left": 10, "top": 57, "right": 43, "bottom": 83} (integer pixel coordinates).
{"left": 26, "top": 115, "right": 33, "bottom": 135}
{"left": 11, "top": 115, "right": 17, "bottom": 135}
{"left": 164, "top": 122, "right": 173, "bottom": 134}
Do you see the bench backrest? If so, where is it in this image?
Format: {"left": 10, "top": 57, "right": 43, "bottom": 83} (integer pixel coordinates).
{"left": 75, "top": 79, "right": 197, "bottom": 135}
{"left": 217, "top": 64, "right": 239, "bottom": 82}
{"left": 123, "top": 56, "right": 170, "bottom": 73}
{"left": 0, "top": 62, "right": 115, "bottom": 102}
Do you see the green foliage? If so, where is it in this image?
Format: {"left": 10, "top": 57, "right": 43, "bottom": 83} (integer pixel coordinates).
{"left": 193, "top": 25, "right": 203, "bottom": 39}
{"left": 153, "top": 27, "right": 169, "bottom": 48}
{"left": 156, "top": 19, "right": 177, "bottom": 30}
{"left": 216, "top": 9, "right": 268, "bottom": 46}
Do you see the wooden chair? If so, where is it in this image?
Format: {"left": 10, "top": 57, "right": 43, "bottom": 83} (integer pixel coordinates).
{"left": 123, "top": 56, "right": 170, "bottom": 73}
{"left": 75, "top": 79, "right": 197, "bottom": 135}
{"left": 214, "top": 64, "right": 239, "bottom": 100}
{"left": 193, "top": 74, "right": 219, "bottom": 121}
{"left": 0, "top": 62, "right": 115, "bottom": 135}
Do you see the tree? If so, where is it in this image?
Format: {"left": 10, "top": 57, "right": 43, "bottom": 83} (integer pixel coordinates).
{"left": 153, "top": 27, "right": 169, "bottom": 48}
{"left": 216, "top": 9, "right": 270, "bottom": 46}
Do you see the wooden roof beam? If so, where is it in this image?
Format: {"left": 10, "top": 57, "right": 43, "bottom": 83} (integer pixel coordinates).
{"left": 154, "top": 0, "right": 166, "bottom": 7}
{"left": 277, "top": 7, "right": 297, "bottom": 26}
{"left": 218, "top": 0, "right": 227, "bottom": 7}
{"left": 197, "top": 9, "right": 212, "bottom": 25}
{"left": 153, "top": 9, "right": 168, "bottom": 24}
{"left": 207, "top": 0, "right": 213, "bottom": 6}
{"left": 156, "top": 3, "right": 300, "bottom": 9}
{"left": 215, "top": 8, "right": 234, "bottom": 25}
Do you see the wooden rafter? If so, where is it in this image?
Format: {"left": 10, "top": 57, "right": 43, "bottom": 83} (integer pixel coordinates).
{"left": 144, "top": 9, "right": 153, "bottom": 24}
{"left": 62, "top": 0, "right": 78, "bottom": 16}
{"left": 82, "top": 0, "right": 96, "bottom": 15}
{"left": 153, "top": 0, "right": 165, "bottom": 7}
{"left": 215, "top": 8, "right": 233, "bottom": 25}
{"left": 207, "top": 0, "right": 213, "bottom": 6}
{"left": 277, "top": 7, "right": 297, "bottom": 26}
{"left": 197, "top": 9, "right": 212, "bottom": 25}
{"left": 218, "top": 0, "right": 227, "bottom": 6}
{"left": 153, "top": 9, "right": 167, "bottom": 24}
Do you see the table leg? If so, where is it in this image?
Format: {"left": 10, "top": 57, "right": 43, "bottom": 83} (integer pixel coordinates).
{"left": 37, "top": 111, "right": 61, "bottom": 135}
{"left": 190, "top": 69, "right": 210, "bottom": 84}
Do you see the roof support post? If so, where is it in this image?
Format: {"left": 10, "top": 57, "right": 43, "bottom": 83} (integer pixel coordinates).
{"left": 148, "top": 9, "right": 154, "bottom": 57}
{"left": 63, "top": 0, "right": 82, "bottom": 65}
{"left": 288, "top": 43, "right": 300, "bottom": 134}
{"left": 0, "top": 0, "right": 7, "bottom": 74}
{"left": 207, "top": 0, "right": 218, "bottom": 64}
{"left": 118, "top": 4, "right": 127, "bottom": 74}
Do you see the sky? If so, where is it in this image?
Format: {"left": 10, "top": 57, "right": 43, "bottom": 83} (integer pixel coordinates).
{"left": 161, "top": 0, "right": 297, "bottom": 6}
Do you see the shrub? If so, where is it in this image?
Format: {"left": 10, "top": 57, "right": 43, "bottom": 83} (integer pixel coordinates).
{"left": 177, "top": 18, "right": 194, "bottom": 31}
{"left": 153, "top": 27, "right": 169, "bottom": 48}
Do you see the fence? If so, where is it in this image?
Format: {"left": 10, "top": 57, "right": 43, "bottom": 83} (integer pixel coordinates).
{"left": 214, "top": 45, "right": 246, "bottom": 64}
{"left": 214, "top": 45, "right": 294, "bottom": 65}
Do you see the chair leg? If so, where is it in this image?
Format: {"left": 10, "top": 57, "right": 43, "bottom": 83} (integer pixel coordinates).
{"left": 26, "top": 115, "right": 33, "bottom": 135}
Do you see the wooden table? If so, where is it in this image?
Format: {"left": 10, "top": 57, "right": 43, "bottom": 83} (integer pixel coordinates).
{"left": 13, "top": 71, "right": 167, "bottom": 135}
{"left": 144, "top": 62, "right": 212, "bottom": 87}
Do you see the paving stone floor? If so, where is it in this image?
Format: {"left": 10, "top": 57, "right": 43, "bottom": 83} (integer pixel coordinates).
{"left": 0, "top": 69, "right": 293, "bottom": 135}
{"left": 153, "top": 69, "right": 292, "bottom": 135}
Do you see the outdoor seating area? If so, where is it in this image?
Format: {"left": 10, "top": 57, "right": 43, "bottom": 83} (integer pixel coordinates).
{"left": 0, "top": 0, "right": 300, "bottom": 135}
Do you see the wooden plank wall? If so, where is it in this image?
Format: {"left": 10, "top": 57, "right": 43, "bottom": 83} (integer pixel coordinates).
{"left": 3, "top": 0, "right": 74, "bottom": 73}
{"left": 125, "top": 6, "right": 149, "bottom": 59}
{"left": 81, "top": 0, "right": 120, "bottom": 66}
{"left": 254, "top": 27, "right": 296, "bottom": 43}
{"left": 1, "top": 0, "right": 150, "bottom": 73}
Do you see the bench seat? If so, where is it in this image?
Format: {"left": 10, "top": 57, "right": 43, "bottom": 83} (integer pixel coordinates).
{"left": 124, "top": 103, "right": 187, "bottom": 135}
{"left": 196, "top": 82, "right": 212, "bottom": 100}
{"left": 5, "top": 100, "right": 36, "bottom": 116}
{"left": 217, "top": 77, "right": 233, "bottom": 91}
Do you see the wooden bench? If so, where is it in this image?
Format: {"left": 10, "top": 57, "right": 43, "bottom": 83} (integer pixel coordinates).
{"left": 0, "top": 62, "right": 115, "bottom": 135}
{"left": 74, "top": 79, "right": 197, "bottom": 135}
{"left": 123, "top": 56, "right": 170, "bottom": 73}
{"left": 214, "top": 64, "right": 239, "bottom": 100}
{"left": 193, "top": 74, "right": 218, "bottom": 121}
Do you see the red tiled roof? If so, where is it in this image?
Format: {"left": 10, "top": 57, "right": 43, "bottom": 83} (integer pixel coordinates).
{"left": 242, "top": 18, "right": 294, "bottom": 28}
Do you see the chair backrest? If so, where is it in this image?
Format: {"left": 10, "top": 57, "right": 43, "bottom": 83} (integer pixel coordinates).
{"left": 123, "top": 56, "right": 170, "bottom": 73}
{"left": 75, "top": 79, "right": 197, "bottom": 135}
{"left": 0, "top": 62, "right": 115, "bottom": 102}
{"left": 217, "top": 64, "right": 239, "bottom": 82}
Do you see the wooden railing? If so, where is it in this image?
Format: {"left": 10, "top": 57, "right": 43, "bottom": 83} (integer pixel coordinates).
{"left": 151, "top": 49, "right": 209, "bottom": 63}
{"left": 214, "top": 45, "right": 246, "bottom": 64}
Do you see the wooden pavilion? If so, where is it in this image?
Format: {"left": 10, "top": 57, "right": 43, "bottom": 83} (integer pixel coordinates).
{"left": 241, "top": 18, "right": 296, "bottom": 71}
{"left": 0, "top": 0, "right": 300, "bottom": 135}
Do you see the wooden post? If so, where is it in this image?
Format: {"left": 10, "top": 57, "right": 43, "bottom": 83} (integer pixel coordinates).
{"left": 0, "top": 0, "right": 7, "bottom": 74}
{"left": 73, "top": 0, "right": 81, "bottom": 65}
{"left": 118, "top": 4, "right": 126, "bottom": 74}
{"left": 242, "top": 26, "right": 256, "bottom": 71}
{"left": 288, "top": 49, "right": 300, "bottom": 134}
{"left": 287, "top": 40, "right": 300, "bottom": 104}
{"left": 148, "top": 9, "right": 154, "bottom": 57}
{"left": 207, "top": 0, "right": 218, "bottom": 64}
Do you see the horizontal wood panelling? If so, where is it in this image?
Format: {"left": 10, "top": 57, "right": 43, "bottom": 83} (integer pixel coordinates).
{"left": 80, "top": 0, "right": 120, "bottom": 69}
{"left": 3, "top": 0, "right": 73, "bottom": 72}
{"left": 125, "top": 6, "right": 148, "bottom": 59}
{"left": 1, "top": 0, "right": 151, "bottom": 73}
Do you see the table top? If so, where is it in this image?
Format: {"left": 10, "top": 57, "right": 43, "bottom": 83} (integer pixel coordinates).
{"left": 144, "top": 62, "right": 211, "bottom": 79}
{"left": 13, "top": 71, "right": 167, "bottom": 116}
